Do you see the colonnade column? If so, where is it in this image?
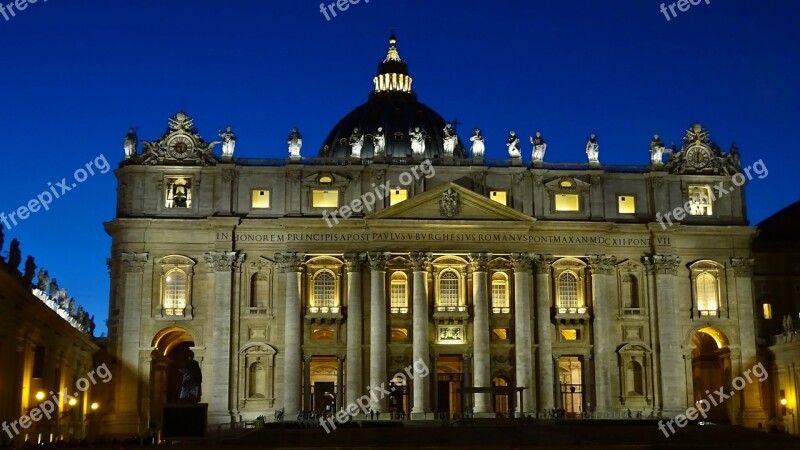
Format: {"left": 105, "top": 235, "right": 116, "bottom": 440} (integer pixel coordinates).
{"left": 303, "top": 355, "right": 312, "bottom": 412}
{"left": 410, "top": 252, "right": 432, "bottom": 419}
{"left": 511, "top": 253, "right": 534, "bottom": 416}
{"left": 647, "top": 255, "right": 685, "bottom": 417}
{"left": 587, "top": 254, "right": 617, "bottom": 413}
{"left": 468, "top": 253, "right": 492, "bottom": 417}
{"left": 277, "top": 252, "right": 304, "bottom": 417}
{"left": 531, "top": 253, "right": 555, "bottom": 411}
{"left": 336, "top": 355, "right": 344, "bottom": 412}
{"left": 344, "top": 253, "right": 365, "bottom": 409}
{"left": 730, "top": 258, "right": 767, "bottom": 427}
{"left": 368, "top": 252, "right": 390, "bottom": 414}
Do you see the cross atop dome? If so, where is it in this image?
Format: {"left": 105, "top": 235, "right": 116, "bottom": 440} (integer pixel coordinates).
{"left": 374, "top": 35, "right": 413, "bottom": 94}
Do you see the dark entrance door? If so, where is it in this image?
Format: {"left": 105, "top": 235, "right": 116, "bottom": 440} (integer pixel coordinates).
{"left": 314, "top": 382, "right": 336, "bottom": 414}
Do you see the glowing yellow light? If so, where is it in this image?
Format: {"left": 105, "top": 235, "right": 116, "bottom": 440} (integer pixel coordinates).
{"left": 781, "top": 398, "right": 788, "bottom": 406}
{"left": 68, "top": 398, "right": 77, "bottom": 406}
{"left": 90, "top": 402, "right": 99, "bottom": 411}
{"left": 35, "top": 392, "right": 46, "bottom": 401}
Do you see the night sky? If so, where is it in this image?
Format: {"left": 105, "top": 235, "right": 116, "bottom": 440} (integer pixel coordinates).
{"left": 0, "top": 0, "right": 797, "bottom": 335}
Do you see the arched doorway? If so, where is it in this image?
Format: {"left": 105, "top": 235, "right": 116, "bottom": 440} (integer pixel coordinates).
{"left": 691, "top": 327, "right": 731, "bottom": 422}
{"left": 150, "top": 328, "right": 197, "bottom": 423}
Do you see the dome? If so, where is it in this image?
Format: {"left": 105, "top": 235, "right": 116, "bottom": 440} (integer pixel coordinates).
{"left": 319, "top": 36, "right": 467, "bottom": 160}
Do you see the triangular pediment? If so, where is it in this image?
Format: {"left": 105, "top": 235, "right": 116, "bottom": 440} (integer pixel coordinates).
{"left": 367, "top": 183, "right": 535, "bottom": 222}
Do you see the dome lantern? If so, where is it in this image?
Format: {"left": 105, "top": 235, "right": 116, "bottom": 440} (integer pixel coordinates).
{"left": 373, "top": 35, "right": 413, "bottom": 94}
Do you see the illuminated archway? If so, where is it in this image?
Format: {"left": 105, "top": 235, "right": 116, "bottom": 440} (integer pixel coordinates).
{"left": 150, "top": 327, "right": 197, "bottom": 423}
{"left": 690, "top": 327, "right": 732, "bottom": 422}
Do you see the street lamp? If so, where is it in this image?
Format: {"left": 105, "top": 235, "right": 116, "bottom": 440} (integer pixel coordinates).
{"left": 35, "top": 391, "right": 46, "bottom": 401}
{"left": 90, "top": 402, "right": 99, "bottom": 411}
{"left": 68, "top": 398, "right": 77, "bottom": 407}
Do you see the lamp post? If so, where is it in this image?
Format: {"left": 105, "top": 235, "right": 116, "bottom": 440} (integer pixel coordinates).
{"left": 780, "top": 391, "right": 795, "bottom": 434}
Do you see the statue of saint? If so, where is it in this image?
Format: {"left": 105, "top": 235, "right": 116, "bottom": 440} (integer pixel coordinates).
{"left": 650, "top": 134, "right": 666, "bottom": 166}
{"left": 349, "top": 128, "right": 364, "bottom": 158}
{"left": 288, "top": 128, "right": 303, "bottom": 158}
{"left": 49, "top": 278, "right": 59, "bottom": 299}
{"left": 36, "top": 269, "right": 49, "bottom": 291}
{"left": 7, "top": 238, "right": 21, "bottom": 272}
{"left": 409, "top": 127, "right": 426, "bottom": 157}
{"left": 124, "top": 128, "right": 138, "bottom": 160}
{"left": 23, "top": 256, "right": 36, "bottom": 286}
{"left": 179, "top": 354, "right": 203, "bottom": 402}
{"left": 442, "top": 123, "right": 458, "bottom": 156}
{"left": 372, "top": 127, "right": 386, "bottom": 157}
{"left": 506, "top": 131, "right": 521, "bottom": 158}
{"left": 530, "top": 131, "right": 547, "bottom": 162}
{"left": 219, "top": 125, "right": 236, "bottom": 159}
{"left": 586, "top": 134, "right": 600, "bottom": 164}
{"left": 470, "top": 129, "right": 485, "bottom": 159}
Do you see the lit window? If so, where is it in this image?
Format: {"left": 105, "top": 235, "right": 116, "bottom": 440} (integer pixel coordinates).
{"left": 492, "top": 329, "right": 508, "bottom": 340}
{"left": 555, "top": 194, "right": 580, "bottom": 212}
{"left": 390, "top": 188, "right": 408, "bottom": 206}
{"left": 391, "top": 328, "right": 409, "bottom": 340}
{"left": 313, "top": 270, "right": 336, "bottom": 308}
{"left": 165, "top": 177, "right": 192, "bottom": 208}
{"left": 438, "top": 271, "right": 460, "bottom": 307}
{"left": 490, "top": 191, "right": 507, "bottom": 206}
{"left": 390, "top": 272, "right": 408, "bottom": 313}
{"left": 688, "top": 185, "right": 713, "bottom": 216}
{"left": 763, "top": 303, "right": 773, "bottom": 320}
{"left": 557, "top": 272, "right": 579, "bottom": 308}
{"left": 560, "top": 180, "right": 574, "bottom": 188}
{"left": 561, "top": 329, "right": 579, "bottom": 341}
{"left": 617, "top": 195, "right": 636, "bottom": 214}
{"left": 312, "top": 329, "right": 335, "bottom": 340}
{"left": 312, "top": 189, "right": 339, "bottom": 208}
{"left": 318, "top": 174, "right": 334, "bottom": 184}
{"left": 491, "top": 272, "right": 509, "bottom": 313}
{"left": 696, "top": 272, "right": 719, "bottom": 314}
{"left": 251, "top": 189, "right": 270, "bottom": 209}
{"left": 163, "top": 269, "right": 187, "bottom": 316}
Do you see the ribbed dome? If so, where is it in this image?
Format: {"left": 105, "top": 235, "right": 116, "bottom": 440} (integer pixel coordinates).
{"left": 319, "top": 36, "right": 467, "bottom": 160}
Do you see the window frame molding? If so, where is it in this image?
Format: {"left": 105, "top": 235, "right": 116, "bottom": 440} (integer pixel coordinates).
{"left": 155, "top": 255, "right": 196, "bottom": 319}
{"left": 689, "top": 260, "right": 727, "bottom": 319}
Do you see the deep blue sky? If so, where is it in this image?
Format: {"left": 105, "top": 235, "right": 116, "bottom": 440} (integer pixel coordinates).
{"left": 0, "top": 0, "right": 797, "bottom": 335}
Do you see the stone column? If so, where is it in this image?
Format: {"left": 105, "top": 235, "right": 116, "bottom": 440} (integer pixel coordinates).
{"left": 204, "top": 251, "right": 242, "bottom": 424}
{"left": 553, "top": 354, "right": 563, "bottom": 409}
{"left": 462, "top": 353, "right": 473, "bottom": 416}
{"left": 277, "top": 252, "right": 304, "bottom": 417}
{"left": 531, "top": 254, "right": 555, "bottom": 411}
{"left": 344, "top": 253, "right": 365, "bottom": 409}
{"left": 730, "top": 258, "right": 767, "bottom": 427}
{"left": 229, "top": 253, "right": 246, "bottom": 422}
{"left": 642, "top": 258, "right": 662, "bottom": 413}
{"left": 410, "top": 252, "right": 431, "bottom": 419}
{"left": 648, "top": 255, "right": 686, "bottom": 417}
{"left": 469, "top": 253, "right": 492, "bottom": 416}
{"left": 587, "top": 255, "right": 617, "bottom": 413}
{"left": 109, "top": 252, "right": 148, "bottom": 436}
{"left": 511, "top": 253, "right": 534, "bottom": 416}
{"left": 368, "top": 252, "right": 390, "bottom": 414}
{"left": 336, "top": 355, "right": 344, "bottom": 412}
{"left": 583, "top": 353, "right": 594, "bottom": 413}
{"left": 303, "top": 355, "right": 313, "bottom": 412}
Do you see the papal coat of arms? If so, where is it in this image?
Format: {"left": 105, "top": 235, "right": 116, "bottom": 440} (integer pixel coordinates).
{"left": 439, "top": 188, "right": 462, "bottom": 218}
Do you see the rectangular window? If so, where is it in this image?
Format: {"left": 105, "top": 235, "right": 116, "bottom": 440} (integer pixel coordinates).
{"left": 390, "top": 188, "right": 408, "bottom": 206}
{"left": 492, "top": 329, "right": 508, "bottom": 340}
{"left": 561, "top": 329, "right": 580, "bottom": 341}
{"left": 555, "top": 194, "right": 580, "bottom": 212}
{"left": 390, "top": 275, "right": 408, "bottom": 313}
{"left": 251, "top": 189, "right": 271, "bottom": 209}
{"left": 312, "top": 189, "right": 339, "bottom": 208}
{"left": 617, "top": 195, "right": 636, "bottom": 214}
{"left": 165, "top": 177, "right": 192, "bottom": 208}
{"left": 688, "top": 185, "right": 713, "bottom": 216}
{"left": 763, "top": 303, "right": 773, "bottom": 319}
{"left": 490, "top": 191, "right": 507, "bottom": 206}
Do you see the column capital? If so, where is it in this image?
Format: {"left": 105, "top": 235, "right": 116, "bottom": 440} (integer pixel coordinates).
{"left": 204, "top": 251, "right": 239, "bottom": 272}
{"left": 344, "top": 253, "right": 366, "bottom": 272}
{"left": 303, "top": 354, "right": 313, "bottom": 363}
{"left": 587, "top": 255, "right": 617, "bottom": 275}
{"left": 730, "top": 258, "right": 755, "bottom": 277}
{"left": 275, "top": 252, "right": 305, "bottom": 273}
{"left": 644, "top": 254, "right": 680, "bottom": 275}
{"left": 468, "top": 253, "right": 491, "bottom": 272}
{"left": 121, "top": 252, "right": 148, "bottom": 273}
{"left": 233, "top": 253, "right": 247, "bottom": 273}
{"left": 510, "top": 253, "right": 531, "bottom": 272}
{"left": 530, "top": 253, "right": 555, "bottom": 274}
{"left": 462, "top": 353, "right": 473, "bottom": 361}
{"left": 409, "top": 252, "right": 432, "bottom": 271}
{"left": 368, "top": 252, "right": 391, "bottom": 271}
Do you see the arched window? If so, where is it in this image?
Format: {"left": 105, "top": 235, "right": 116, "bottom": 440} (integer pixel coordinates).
{"left": 390, "top": 272, "right": 408, "bottom": 313}
{"left": 557, "top": 272, "right": 579, "bottom": 308}
{"left": 696, "top": 272, "right": 719, "bottom": 314}
{"left": 313, "top": 270, "right": 336, "bottom": 308}
{"left": 491, "top": 272, "right": 509, "bottom": 313}
{"left": 438, "top": 271, "right": 460, "bottom": 307}
{"left": 163, "top": 269, "right": 187, "bottom": 316}
{"left": 248, "top": 363, "right": 266, "bottom": 398}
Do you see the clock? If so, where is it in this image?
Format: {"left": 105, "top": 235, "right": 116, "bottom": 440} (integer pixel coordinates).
{"left": 685, "top": 145, "right": 711, "bottom": 169}
{"left": 167, "top": 135, "right": 193, "bottom": 159}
